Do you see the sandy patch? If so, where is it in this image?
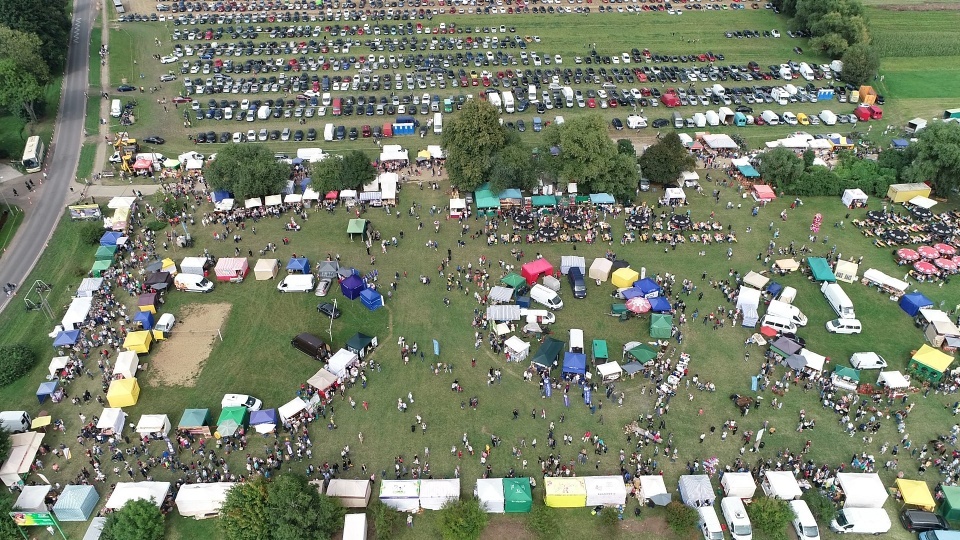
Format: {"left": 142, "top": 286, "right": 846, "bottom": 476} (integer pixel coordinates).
{"left": 148, "top": 302, "right": 231, "bottom": 387}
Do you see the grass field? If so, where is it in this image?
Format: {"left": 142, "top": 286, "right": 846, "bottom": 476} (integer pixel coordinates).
{"left": 76, "top": 143, "right": 98, "bottom": 180}
{"left": 0, "top": 206, "right": 24, "bottom": 258}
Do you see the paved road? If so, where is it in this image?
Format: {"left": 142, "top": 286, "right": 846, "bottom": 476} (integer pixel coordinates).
{"left": 0, "top": 0, "right": 95, "bottom": 314}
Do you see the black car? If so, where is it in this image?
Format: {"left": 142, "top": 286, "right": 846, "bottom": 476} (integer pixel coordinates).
{"left": 335, "top": 125, "right": 346, "bottom": 140}
{"left": 306, "top": 128, "right": 317, "bottom": 141}
{"left": 612, "top": 118, "right": 623, "bottom": 130}
{"left": 143, "top": 136, "right": 165, "bottom": 145}
{"left": 219, "top": 132, "right": 231, "bottom": 143}
{"left": 293, "top": 129, "right": 304, "bottom": 141}
{"left": 652, "top": 118, "right": 669, "bottom": 128}
{"left": 348, "top": 127, "right": 358, "bottom": 140}
{"left": 317, "top": 302, "right": 342, "bottom": 318}
{"left": 117, "top": 84, "right": 136, "bottom": 92}
{"left": 736, "top": 105, "right": 754, "bottom": 113}
{"left": 517, "top": 119, "right": 525, "bottom": 132}
{"left": 900, "top": 510, "right": 948, "bottom": 533}
{"left": 194, "top": 132, "right": 207, "bottom": 143}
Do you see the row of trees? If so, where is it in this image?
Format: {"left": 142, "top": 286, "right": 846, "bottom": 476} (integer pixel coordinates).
{"left": 773, "top": 0, "right": 879, "bottom": 86}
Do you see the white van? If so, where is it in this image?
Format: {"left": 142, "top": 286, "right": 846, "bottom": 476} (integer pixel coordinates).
{"left": 324, "top": 123, "right": 335, "bottom": 142}
{"left": 849, "top": 352, "right": 887, "bottom": 369}
{"left": 111, "top": 99, "right": 122, "bottom": 118}
{"left": 830, "top": 508, "right": 891, "bottom": 534}
{"left": 826, "top": 318, "right": 862, "bottom": 335}
{"left": 0, "top": 410, "right": 32, "bottom": 433}
{"left": 173, "top": 273, "right": 214, "bottom": 293}
{"left": 698, "top": 506, "right": 725, "bottom": 540}
{"left": 821, "top": 282, "right": 855, "bottom": 319}
{"left": 257, "top": 105, "right": 271, "bottom": 120}
{"left": 766, "top": 299, "right": 807, "bottom": 326}
{"left": 530, "top": 283, "right": 563, "bottom": 310}
{"left": 761, "top": 110, "right": 780, "bottom": 125}
{"left": 760, "top": 314, "right": 797, "bottom": 336}
{"left": 790, "top": 500, "right": 820, "bottom": 540}
{"left": 433, "top": 112, "right": 443, "bottom": 134}
{"left": 520, "top": 309, "right": 555, "bottom": 325}
{"left": 277, "top": 274, "right": 315, "bottom": 293}
{"left": 155, "top": 313, "right": 176, "bottom": 333}
{"left": 777, "top": 286, "right": 797, "bottom": 304}
{"left": 721, "top": 497, "right": 752, "bottom": 540}
{"left": 569, "top": 329, "right": 584, "bottom": 353}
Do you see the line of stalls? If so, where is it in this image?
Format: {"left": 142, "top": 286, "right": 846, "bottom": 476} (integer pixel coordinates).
{"left": 472, "top": 181, "right": 619, "bottom": 215}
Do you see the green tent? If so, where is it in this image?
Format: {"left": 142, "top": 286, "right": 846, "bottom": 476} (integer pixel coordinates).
{"left": 531, "top": 195, "right": 557, "bottom": 207}
{"left": 475, "top": 188, "right": 501, "bottom": 210}
{"left": 531, "top": 337, "right": 565, "bottom": 369}
{"left": 939, "top": 486, "right": 960, "bottom": 521}
{"left": 627, "top": 343, "right": 657, "bottom": 362}
{"left": 178, "top": 408, "right": 211, "bottom": 429}
{"left": 90, "top": 259, "right": 111, "bottom": 277}
{"left": 833, "top": 365, "right": 860, "bottom": 382}
{"left": 501, "top": 273, "right": 526, "bottom": 289}
{"left": 216, "top": 406, "right": 248, "bottom": 437}
{"left": 806, "top": 257, "right": 836, "bottom": 282}
{"left": 592, "top": 340, "right": 608, "bottom": 363}
{"left": 95, "top": 245, "right": 117, "bottom": 261}
{"left": 650, "top": 313, "right": 673, "bottom": 339}
{"left": 503, "top": 478, "right": 533, "bottom": 513}
{"left": 347, "top": 219, "right": 369, "bottom": 239}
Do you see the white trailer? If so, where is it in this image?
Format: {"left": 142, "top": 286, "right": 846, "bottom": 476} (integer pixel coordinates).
{"left": 502, "top": 91, "right": 515, "bottom": 113}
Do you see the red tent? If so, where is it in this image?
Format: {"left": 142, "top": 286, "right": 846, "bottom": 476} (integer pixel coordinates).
{"left": 752, "top": 184, "right": 776, "bottom": 201}
{"left": 854, "top": 106, "right": 871, "bottom": 122}
{"left": 324, "top": 191, "right": 339, "bottom": 200}
{"left": 521, "top": 258, "right": 554, "bottom": 285}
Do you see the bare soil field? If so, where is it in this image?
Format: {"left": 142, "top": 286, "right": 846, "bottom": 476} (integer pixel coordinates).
{"left": 148, "top": 302, "right": 231, "bottom": 386}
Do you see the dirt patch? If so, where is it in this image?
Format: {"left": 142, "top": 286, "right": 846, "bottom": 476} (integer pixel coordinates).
{"left": 147, "top": 302, "right": 231, "bottom": 386}
{"left": 622, "top": 514, "right": 673, "bottom": 536}
{"left": 480, "top": 518, "right": 535, "bottom": 540}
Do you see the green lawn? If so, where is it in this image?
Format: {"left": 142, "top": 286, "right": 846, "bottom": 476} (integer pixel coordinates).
{"left": 90, "top": 25, "right": 103, "bottom": 89}
{"left": 0, "top": 78, "right": 62, "bottom": 161}
{"left": 76, "top": 143, "right": 98, "bottom": 180}
{"left": 85, "top": 96, "right": 102, "bottom": 136}
{"left": 0, "top": 205, "right": 24, "bottom": 258}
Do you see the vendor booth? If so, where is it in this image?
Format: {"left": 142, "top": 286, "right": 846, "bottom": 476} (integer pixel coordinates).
{"left": 544, "top": 477, "right": 587, "bottom": 508}
{"left": 897, "top": 479, "right": 936, "bottom": 511}
{"left": 476, "top": 478, "right": 506, "bottom": 513}
{"left": 807, "top": 257, "right": 837, "bottom": 282}
{"left": 611, "top": 267, "right": 640, "bottom": 289}
{"left": 133, "top": 311, "right": 155, "bottom": 331}
{"left": 901, "top": 293, "right": 934, "bottom": 317}
{"left": 249, "top": 409, "right": 278, "bottom": 434}
{"left": 48, "top": 356, "right": 69, "bottom": 379}
{"left": 650, "top": 314, "right": 673, "bottom": 339}
{"left": 560, "top": 256, "right": 586, "bottom": 276}
{"left": 908, "top": 345, "right": 953, "bottom": 383}
{"left": 307, "top": 368, "right": 339, "bottom": 395}
{"left": 678, "top": 475, "right": 715, "bottom": 507}
{"left": 584, "top": 476, "right": 628, "bottom": 507}
{"left": 278, "top": 398, "right": 307, "bottom": 422}
{"left": 178, "top": 409, "right": 212, "bottom": 437}
{"left": 752, "top": 185, "right": 777, "bottom": 202}
{"left": 774, "top": 259, "right": 800, "bottom": 273}
{"left": 326, "top": 479, "right": 372, "bottom": 508}
{"left": 53, "top": 485, "right": 100, "bottom": 521}
{"left": 836, "top": 473, "right": 888, "bottom": 508}
{"left": 419, "top": 478, "right": 460, "bottom": 510}
{"left": 842, "top": 189, "right": 868, "bottom": 208}
{"left": 14, "top": 485, "right": 51, "bottom": 512}
{"left": 0, "top": 432, "right": 44, "bottom": 487}
{"left": 635, "top": 278, "right": 662, "bottom": 298}
{"left": 286, "top": 257, "right": 310, "bottom": 274}
{"left": 340, "top": 274, "right": 365, "bottom": 300}
{"left": 504, "top": 336, "right": 530, "bottom": 363}
{"left": 214, "top": 258, "right": 249, "bottom": 281}
{"left": 53, "top": 329, "right": 80, "bottom": 348}
{"left": 589, "top": 258, "right": 613, "bottom": 282}
{"left": 61, "top": 297, "right": 93, "bottom": 330}
{"left": 327, "top": 349, "right": 360, "bottom": 378}
{"left": 137, "top": 293, "right": 159, "bottom": 314}
{"left": 96, "top": 408, "right": 127, "bottom": 436}
{"left": 596, "top": 361, "right": 623, "bottom": 382}
{"left": 761, "top": 471, "right": 802, "bottom": 500}
{"left": 450, "top": 198, "right": 467, "bottom": 218}
{"left": 343, "top": 513, "right": 367, "bottom": 540}
{"left": 834, "top": 260, "right": 859, "bottom": 284}
{"left": 105, "top": 481, "right": 171, "bottom": 510}
{"left": 135, "top": 414, "right": 171, "bottom": 438}
{"left": 743, "top": 271, "right": 769, "bottom": 290}
{"left": 721, "top": 472, "right": 757, "bottom": 498}
{"left": 736, "top": 286, "right": 762, "bottom": 328}
{"left": 521, "top": 259, "right": 554, "bottom": 285}
{"left": 36, "top": 380, "right": 62, "bottom": 404}
{"left": 216, "top": 407, "right": 248, "bottom": 437}
{"left": 939, "top": 486, "right": 960, "bottom": 521}
{"left": 379, "top": 480, "right": 420, "bottom": 512}
{"left": 144, "top": 271, "right": 173, "bottom": 291}
{"left": 346, "top": 333, "right": 377, "bottom": 359}
{"left": 531, "top": 337, "right": 565, "bottom": 370}
{"left": 863, "top": 268, "right": 908, "bottom": 296}
{"left": 76, "top": 277, "right": 104, "bottom": 298}
{"left": 360, "top": 288, "right": 384, "bottom": 311}
{"left": 504, "top": 478, "right": 533, "bottom": 513}
{"left": 180, "top": 257, "right": 211, "bottom": 277}
{"left": 254, "top": 259, "right": 279, "bottom": 280}
{"left": 317, "top": 260, "right": 339, "bottom": 279}
{"left": 638, "top": 475, "right": 671, "bottom": 506}
{"left": 107, "top": 378, "right": 140, "bottom": 408}
{"left": 878, "top": 371, "right": 910, "bottom": 390}
{"left": 561, "top": 352, "right": 587, "bottom": 377}
{"left": 176, "top": 482, "right": 235, "bottom": 519}
{"left": 664, "top": 187, "right": 686, "bottom": 205}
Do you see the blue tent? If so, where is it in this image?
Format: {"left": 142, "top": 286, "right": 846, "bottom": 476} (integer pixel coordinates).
{"left": 900, "top": 292, "right": 934, "bottom": 317}
{"left": 621, "top": 288, "right": 644, "bottom": 300}
{"left": 286, "top": 257, "right": 310, "bottom": 274}
{"left": 360, "top": 288, "right": 384, "bottom": 311}
{"left": 649, "top": 296, "right": 672, "bottom": 313}
{"left": 498, "top": 188, "right": 522, "bottom": 200}
{"left": 53, "top": 329, "right": 80, "bottom": 347}
{"left": 133, "top": 311, "right": 155, "bottom": 330}
{"left": 634, "top": 278, "right": 661, "bottom": 298}
{"left": 211, "top": 190, "right": 232, "bottom": 203}
{"left": 37, "top": 380, "right": 59, "bottom": 403}
{"left": 300, "top": 178, "right": 312, "bottom": 192}
{"left": 249, "top": 409, "right": 278, "bottom": 427}
{"left": 53, "top": 485, "right": 100, "bottom": 521}
{"left": 589, "top": 193, "right": 616, "bottom": 204}
{"left": 766, "top": 281, "right": 783, "bottom": 298}
{"left": 562, "top": 352, "right": 586, "bottom": 375}
{"left": 99, "top": 231, "right": 122, "bottom": 246}
{"left": 340, "top": 274, "right": 365, "bottom": 300}
{"left": 736, "top": 162, "right": 760, "bottom": 178}
{"left": 891, "top": 139, "right": 909, "bottom": 149}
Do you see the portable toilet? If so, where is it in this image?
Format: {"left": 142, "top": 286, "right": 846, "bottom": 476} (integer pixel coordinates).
{"left": 734, "top": 112, "right": 747, "bottom": 126}
{"left": 853, "top": 106, "right": 871, "bottom": 122}
{"left": 393, "top": 116, "right": 415, "bottom": 136}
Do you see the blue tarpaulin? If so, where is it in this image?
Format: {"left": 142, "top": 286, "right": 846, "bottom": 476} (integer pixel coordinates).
{"left": 900, "top": 292, "right": 934, "bottom": 317}
{"left": 589, "top": 193, "right": 616, "bottom": 204}
{"left": 621, "top": 288, "right": 644, "bottom": 300}
{"left": 562, "top": 352, "right": 586, "bottom": 375}
{"left": 892, "top": 139, "right": 909, "bottom": 149}
{"left": 53, "top": 329, "right": 80, "bottom": 347}
{"left": 211, "top": 190, "right": 232, "bottom": 203}
{"left": 433, "top": 339, "right": 440, "bottom": 357}
{"left": 133, "top": 311, "right": 155, "bottom": 330}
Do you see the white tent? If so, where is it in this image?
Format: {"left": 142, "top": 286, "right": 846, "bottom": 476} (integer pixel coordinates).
{"left": 307, "top": 368, "right": 338, "bottom": 393}
{"left": 878, "top": 371, "right": 909, "bottom": 389}
{"left": 680, "top": 171, "right": 700, "bottom": 186}
{"left": 584, "top": 476, "right": 627, "bottom": 507}
{"left": 254, "top": 258, "right": 279, "bottom": 280}
{"left": 379, "top": 145, "right": 408, "bottom": 163}
{"left": 244, "top": 198, "right": 262, "bottom": 209}
{"left": 62, "top": 297, "right": 93, "bottom": 330}
{"left": 638, "top": 475, "right": 670, "bottom": 505}
{"left": 834, "top": 260, "right": 859, "bottom": 283}
{"left": 842, "top": 189, "right": 868, "bottom": 207}
{"left": 105, "top": 481, "right": 171, "bottom": 509}
{"left": 703, "top": 133, "right": 738, "bottom": 149}
{"left": 180, "top": 257, "right": 208, "bottom": 276}
{"left": 761, "top": 471, "right": 802, "bottom": 500}
{"left": 48, "top": 356, "right": 69, "bottom": 378}
{"left": 798, "top": 349, "right": 826, "bottom": 372}
{"left": 836, "top": 473, "right": 887, "bottom": 508}
{"left": 736, "top": 286, "right": 762, "bottom": 327}
{"left": 419, "top": 478, "right": 460, "bottom": 510}
{"left": 774, "top": 259, "right": 800, "bottom": 273}
{"left": 379, "top": 172, "right": 399, "bottom": 203}
{"left": 107, "top": 196, "right": 136, "bottom": 210}
{"left": 185, "top": 158, "right": 203, "bottom": 170}
{"left": 486, "top": 305, "right": 521, "bottom": 322}
{"left": 326, "top": 349, "right": 359, "bottom": 378}
{"left": 678, "top": 475, "right": 715, "bottom": 507}
{"left": 0, "top": 432, "right": 44, "bottom": 487}
{"left": 664, "top": 187, "right": 686, "bottom": 203}
{"left": 505, "top": 336, "right": 530, "bottom": 362}
{"left": 742, "top": 271, "right": 769, "bottom": 289}
{"left": 278, "top": 398, "right": 308, "bottom": 422}
{"left": 589, "top": 258, "right": 613, "bottom": 282}
{"left": 82, "top": 517, "right": 107, "bottom": 540}
{"left": 379, "top": 480, "right": 420, "bottom": 512}
{"left": 476, "top": 478, "right": 505, "bottom": 513}
{"left": 264, "top": 194, "right": 283, "bottom": 206}
{"left": 596, "top": 361, "right": 623, "bottom": 382}
{"left": 96, "top": 408, "right": 127, "bottom": 435}
{"left": 721, "top": 472, "right": 757, "bottom": 498}
{"left": 343, "top": 513, "right": 368, "bottom": 540}
{"left": 135, "top": 414, "right": 171, "bottom": 437}
{"left": 14, "top": 485, "right": 51, "bottom": 512}
{"left": 908, "top": 196, "right": 937, "bottom": 209}
{"left": 76, "top": 277, "right": 104, "bottom": 298}
{"left": 862, "top": 268, "right": 908, "bottom": 294}
{"left": 326, "top": 479, "right": 372, "bottom": 508}
{"left": 214, "top": 198, "right": 235, "bottom": 211}
{"left": 427, "top": 145, "right": 444, "bottom": 159}
{"left": 113, "top": 351, "right": 140, "bottom": 379}
{"left": 560, "top": 256, "right": 586, "bottom": 275}
{"left": 303, "top": 188, "right": 321, "bottom": 201}
{"left": 284, "top": 193, "right": 302, "bottom": 204}
{"left": 175, "top": 482, "right": 235, "bottom": 519}
{"left": 450, "top": 198, "right": 466, "bottom": 217}
{"left": 488, "top": 286, "right": 514, "bottom": 303}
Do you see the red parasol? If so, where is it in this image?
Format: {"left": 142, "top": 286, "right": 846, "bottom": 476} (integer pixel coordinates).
{"left": 914, "top": 261, "right": 937, "bottom": 275}
{"left": 917, "top": 245, "right": 940, "bottom": 259}
{"left": 934, "top": 258, "right": 957, "bottom": 272}
{"left": 934, "top": 243, "right": 957, "bottom": 257}
{"left": 895, "top": 248, "right": 919, "bottom": 262}
{"left": 625, "top": 297, "right": 652, "bottom": 314}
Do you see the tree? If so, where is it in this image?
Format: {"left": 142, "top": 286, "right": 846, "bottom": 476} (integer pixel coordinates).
{"left": 0, "top": 26, "right": 50, "bottom": 85}
{"left": 219, "top": 477, "right": 270, "bottom": 540}
{"left": 0, "top": 344, "right": 36, "bottom": 386}
{"left": 339, "top": 150, "right": 377, "bottom": 191}
{"left": 527, "top": 504, "right": 559, "bottom": 540}
{"left": 101, "top": 498, "right": 165, "bottom": 540}
{"left": 368, "top": 500, "right": 401, "bottom": 540}
{"left": 878, "top": 147, "right": 913, "bottom": 180}
{"left": 757, "top": 147, "right": 805, "bottom": 191}
{"left": 841, "top": 44, "right": 880, "bottom": 87}
{"left": 665, "top": 501, "right": 697, "bottom": 535}
{"left": 489, "top": 136, "right": 538, "bottom": 195}
{"left": 311, "top": 155, "right": 346, "bottom": 195}
{"left": 441, "top": 99, "right": 508, "bottom": 191}
{"left": 79, "top": 221, "right": 106, "bottom": 245}
{"left": 599, "top": 506, "right": 621, "bottom": 537}
{"left": 801, "top": 490, "right": 837, "bottom": 524}
{"left": 638, "top": 133, "right": 695, "bottom": 186}
{"left": 746, "top": 496, "right": 795, "bottom": 540}
{"left": 617, "top": 139, "right": 636, "bottom": 157}
{"left": 0, "top": 59, "right": 44, "bottom": 123}
{"left": 542, "top": 115, "right": 640, "bottom": 201}
{"left": 792, "top": 166, "right": 841, "bottom": 196}
{"left": 266, "top": 474, "right": 344, "bottom": 540}
{"left": 205, "top": 144, "right": 291, "bottom": 201}
{"left": 902, "top": 121, "right": 960, "bottom": 197}
{"left": 0, "top": 427, "right": 9, "bottom": 463}
{"left": 0, "top": 0, "right": 70, "bottom": 72}
{"left": 0, "top": 490, "right": 22, "bottom": 540}
{"left": 152, "top": 191, "right": 183, "bottom": 222}
{"left": 437, "top": 498, "right": 489, "bottom": 540}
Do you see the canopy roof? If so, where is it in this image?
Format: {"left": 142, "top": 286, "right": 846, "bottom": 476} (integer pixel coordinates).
{"left": 544, "top": 477, "right": 587, "bottom": 508}
{"left": 178, "top": 408, "right": 210, "bottom": 428}
{"left": 764, "top": 471, "right": 802, "bottom": 499}
{"left": 347, "top": 218, "right": 368, "bottom": 234}
{"left": 531, "top": 337, "right": 565, "bottom": 368}
{"left": 501, "top": 273, "right": 526, "bottom": 288}
{"left": 743, "top": 271, "right": 769, "bottom": 289}
{"left": 475, "top": 188, "right": 501, "bottom": 209}
{"left": 752, "top": 184, "right": 776, "bottom": 201}
{"left": 807, "top": 257, "right": 836, "bottom": 282}
{"left": 175, "top": 482, "right": 235, "bottom": 518}
{"left": 912, "top": 344, "right": 953, "bottom": 372}
{"left": 476, "top": 478, "right": 505, "bottom": 513}
{"left": 105, "top": 482, "right": 171, "bottom": 509}
{"left": 639, "top": 475, "right": 671, "bottom": 505}
{"left": 308, "top": 368, "right": 339, "bottom": 392}
{"left": 897, "top": 479, "right": 935, "bottom": 511}
{"left": 503, "top": 477, "right": 533, "bottom": 512}
{"left": 836, "top": 473, "right": 887, "bottom": 508}
{"left": 878, "top": 371, "right": 909, "bottom": 389}
{"left": 53, "top": 484, "right": 100, "bottom": 521}
{"left": 561, "top": 352, "right": 586, "bottom": 374}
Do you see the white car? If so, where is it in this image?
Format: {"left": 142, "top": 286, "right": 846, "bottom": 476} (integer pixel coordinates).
{"left": 771, "top": 29, "right": 781, "bottom": 38}
{"left": 159, "top": 74, "right": 177, "bottom": 82}
{"left": 314, "top": 278, "right": 332, "bottom": 297}
{"left": 826, "top": 318, "right": 862, "bottom": 335}
{"left": 554, "top": 54, "right": 562, "bottom": 64}
{"left": 221, "top": 394, "right": 263, "bottom": 411}
{"left": 160, "top": 55, "right": 178, "bottom": 64}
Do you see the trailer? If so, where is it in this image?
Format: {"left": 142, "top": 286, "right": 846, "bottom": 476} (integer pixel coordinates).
{"left": 718, "top": 107, "right": 735, "bottom": 125}
{"left": 502, "top": 91, "right": 515, "bottom": 113}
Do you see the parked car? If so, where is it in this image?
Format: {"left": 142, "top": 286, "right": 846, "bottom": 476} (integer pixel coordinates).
{"left": 317, "top": 302, "right": 342, "bottom": 318}
{"left": 143, "top": 136, "right": 165, "bottom": 145}
{"left": 221, "top": 394, "right": 262, "bottom": 411}
{"left": 900, "top": 510, "right": 948, "bottom": 533}
{"left": 314, "top": 278, "right": 332, "bottom": 297}
{"left": 117, "top": 84, "right": 136, "bottom": 92}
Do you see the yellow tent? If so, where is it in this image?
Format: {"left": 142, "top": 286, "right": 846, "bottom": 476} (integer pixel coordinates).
{"left": 610, "top": 268, "right": 640, "bottom": 289}
{"left": 887, "top": 183, "right": 932, "bottom": 204}
{"left": 896, "top": 479, "right": 935, "bottom": 511}
{"left": 913, "top": 344, "right": 953, "bottom": 373}
{"left": 123, "top": 331, "right": 153, "bottom": 354}
{"left": 544, "top": 477, "right": 587, "bottom": 508}
{"left": 107, "top": 378, "right": 141, "bottom": 408}
{"left": 161, "top": 258, "right": 177, "bottom": 275}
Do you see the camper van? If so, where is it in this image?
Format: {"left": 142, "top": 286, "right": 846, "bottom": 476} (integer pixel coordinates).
{"left": 433, "top": 112, "right": 443, "bottom": 134}
{"left": 530, "top": 284, "right": 563, "bottom": 310}
{"left": 790, "top": 500, "right": 821, "bottom": 540}
{"left": 698, "top": 506, "right": 725, "bottom": 540}
{"left": 721, "top": 497, "right": 753, "bottom": 540}
{"left": 111, "top": 99, "right": 122, "bottom": 118}
{"left": 821, "top": 282, "right": 855, "bottom": 319}
{"left": 173, "top": 273, "right": 214, "bottom": 293}
{"left": 569, "top": 329, "right": 584, "bottom": 353}
{"left": 830, "top": 508, "right": 891, "bottom": 535}
{"left": 0, "top": 411, "right": 32, "bottom": 433}
{"left": 277, "top": 274, "right": 315, "bottom": 293}
{"left": 759, "top": 314, "right": 797, "bottom": 336}
{"left": 766, "top": 299, "right": 807, "bottom": 326}
{"left": 567, "top": 267, "right": 586, "bottom": 299}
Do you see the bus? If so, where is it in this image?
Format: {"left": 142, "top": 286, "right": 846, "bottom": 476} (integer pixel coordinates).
{"left": 21, "top": 136, "right": 45, "bottom": 173}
